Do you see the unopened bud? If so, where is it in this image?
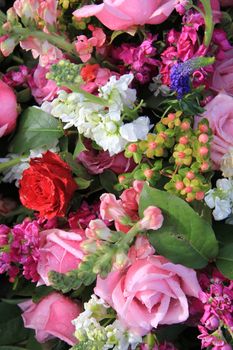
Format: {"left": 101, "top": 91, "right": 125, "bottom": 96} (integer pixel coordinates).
{"left": 128, "top": 143, "right": 137, "bottom": 153}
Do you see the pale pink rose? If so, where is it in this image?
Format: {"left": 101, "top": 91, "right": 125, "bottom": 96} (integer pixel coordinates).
{"left": 37, "top": 229, "right": 85, "bottom": 286}
{"left": 139, "top": 206, "right": 164, "bottom": 230}
{"left": 73, "top": 0, "right": 176, "bottom": 31}
{"left": 19, "top": 292, "right": 81, "bottom": 345}
{"left": 211, "top": 49, "right": 233, "bottom": 96}
{"left": 0, "top": 80, "right": 18, "bottom": 137}
{"left": 95, "top": 255, "right": 201, "bottom": 336}
{"left": 28, "top": 64, "right": 59, "bottom": 104}
{"left": 200, "top": 92, "right": 233, "bottom": 168}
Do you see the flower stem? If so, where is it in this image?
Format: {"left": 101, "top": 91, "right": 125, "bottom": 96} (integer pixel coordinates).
{"left": 0, "top": 157, "right": 23, "bottom": 172}
{"left": 199, "top": 0, "right": 214, "bottom": 47}
{"left": 14, "top": 27, "right": 75, "bottom": 54}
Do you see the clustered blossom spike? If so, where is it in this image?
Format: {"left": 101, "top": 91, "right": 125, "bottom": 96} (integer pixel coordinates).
{"left": 198, "top": 270, "right": 233, "bottom": 350}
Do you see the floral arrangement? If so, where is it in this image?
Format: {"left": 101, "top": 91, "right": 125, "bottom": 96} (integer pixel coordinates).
{"left": 0, "top": 0, "right": 233, "bottom": 349}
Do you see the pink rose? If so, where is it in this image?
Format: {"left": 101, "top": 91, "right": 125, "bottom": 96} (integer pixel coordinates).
{"left": 78, "top": 140, "right": 135, "bottom": 175}
{"left": 73, "top": 0, "right": 176, "bottom": 31}
{"left": 19, "top": 292, "right": 81, "bottom": 345}
{"left": 37, "top": 229, "right": 85, "bottom": 285}
{"left": 28, "top": 64, "right": 59, "bottom": 104}
{"left": 95, "top": 255, "right": 201, "bottom": 336}
{"left": 220, "top": 0, "right": 233, "bottom": 6}
{"left": 201, "top": 92, "right": 233, "bottom": 168}
{"left": 0, "top": 80, "right": 18, "bottom": 137}
{"left": 211, "top": 49, "right": 233, "bottom": 96}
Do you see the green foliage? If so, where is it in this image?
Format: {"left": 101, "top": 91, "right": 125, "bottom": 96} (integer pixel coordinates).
{"left": 139, "top": 184, "right": 219, "bottom": 268}
{"left": 0, "top": 302, "right": 29, "bottom": 346}
{"left": 214, "top": 222, "right": 233, "bottom": 279}
{"left": 49, "top": 269, "right": 82, "bottom": 293}
{"left": 71, "top": 340, "right": 105, "bottom": 350}
{"left": 99, "top": 170, "right": 119, "bottom": 195}
{"left": 9, "top": 107, "right": 64, "bottom": 154}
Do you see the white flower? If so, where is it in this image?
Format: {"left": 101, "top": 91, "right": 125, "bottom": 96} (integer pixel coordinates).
{"left": 2, "top": 145, "right": 59, "bottom": 186}
{"left": 99, "top": 74, "right": 136, "bottom": 121}
{"left": 204, "top": 190, "right": 216, "bottom": 209}
{"left": 105, "top": 320, "right": 142, "bottom": 350}
{"left": 212, "top": 197, "right": 232, "bottom": 221}
{"left": 120, "top": 116, "right": 151, "bottom": 142}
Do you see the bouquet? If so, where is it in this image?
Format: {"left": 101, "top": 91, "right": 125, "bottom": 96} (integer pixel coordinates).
{"left": 0, "top": 0, "right": 233, "bottom": 349}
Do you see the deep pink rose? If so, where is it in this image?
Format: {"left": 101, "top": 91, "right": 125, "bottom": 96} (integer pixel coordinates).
{"left": 19, "top": 292, "right": 81, "bottom": 345}
{"left": 211, "top": 49, "right": 233, "bottom": 96}
{"left": 37, "top": 229, "right": 85, "bottom": 286}
{"left": 78, "top": 142, "right": 135, "bottom": 175}
{"left": 220, "top": 0, "right": 233, "bottom": 6}
{"left": 201, "top": 92, "right": 233, "bottom": 168}
{"left": 0, "top": 80, "right": 18, "bottom": 137}
{"left": 28, "top": 64, "right": 59, "bottom": 104}
{"left": 95, "top": 255, "right": 201, "bottom": 336}
{"left": 73, "top": 0, "right": 176, "bottom": 31}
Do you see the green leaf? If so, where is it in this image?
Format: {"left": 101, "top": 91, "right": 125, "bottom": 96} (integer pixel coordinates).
{"left": 0, "top": 347, "right": 26, "bottom": 350}
{"left": 61, "top": 152, "right": 89, "bottom": 178}
{"left": 139, "top": 184, "right": 218, "bottom": 268}
{"left": 74, "top": 177, "right": 92, "bottom": 190}
{"left": 9, "top": 107, "right": 64, "bottom": 154}
{"left": 73, "top": 134, "right": 87, "bottom": 158}
{"left": 0, "top": 302, "right": 29, "bottom": 345}
{"left": 216, "top": 243, "right": 233, "bottom": 280}
{"left": 32, "top": 285, "right": 54, "bottom": 303}
{"left": 99, "top": 170, "right": 119, "bottom": 195}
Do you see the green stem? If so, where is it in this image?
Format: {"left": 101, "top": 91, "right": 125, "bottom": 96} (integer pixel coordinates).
{"left": 198, "top": 0, "right": 214, "bottom": 47}
{"left": 0, "top": 157, "right": 23, "bottom": 172}
{"left": 14, "top": 27, "right": 75, "bottom": 54}
{"left": 65, "top": 83, "right": 109, "bottom": 106}
{"left": 118, "top": 223, "right": 141, "bottom": 249}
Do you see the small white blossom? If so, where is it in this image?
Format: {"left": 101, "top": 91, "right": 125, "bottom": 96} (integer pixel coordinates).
{"left": 120, "top": 116, "right": 151, "bottom": 142}
{"left": 205, "top": 178, "right": 233, "bottom": 221}
{"left": 42, "top": 75, "right": 152, "bottom": 155}
{"left": 99, "top": 74, "right": 137, "bottom": 121}
{"left": 1, "top": 145, "right": 59, "bottom": 186}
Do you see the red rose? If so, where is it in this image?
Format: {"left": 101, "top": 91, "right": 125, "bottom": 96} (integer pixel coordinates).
{"left": 19, "top": 151, "right": 77, "bottom": 219}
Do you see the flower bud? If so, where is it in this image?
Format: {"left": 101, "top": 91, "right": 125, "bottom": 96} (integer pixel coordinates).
{"left": 139, "top": 206, "right": 164, "bottom": 231}
{"left": 128, "top": 143, "right": 138, "bottom": 153}
{"left": 198, "top": 134, "right": 209, "bottom": 144}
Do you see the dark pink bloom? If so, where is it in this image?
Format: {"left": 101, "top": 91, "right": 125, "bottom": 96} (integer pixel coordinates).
{"left": 28, "top": 64, "right": 59, "bottom": 104}
{"left": 77, "top": 141, "right": 135, "bottom": 175}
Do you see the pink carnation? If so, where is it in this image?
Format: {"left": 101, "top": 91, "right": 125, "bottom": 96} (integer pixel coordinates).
{"left": 28, "top": 64, "right": 59, "bottom": 104}
{"left": 73, "top": 0, "right": 176, "bottom": 31}
{"left": 19, "top": 293, "right": 81, "bottom": 345}
{"left": 95, "top": 255, "right": 201, "bottom": 336}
